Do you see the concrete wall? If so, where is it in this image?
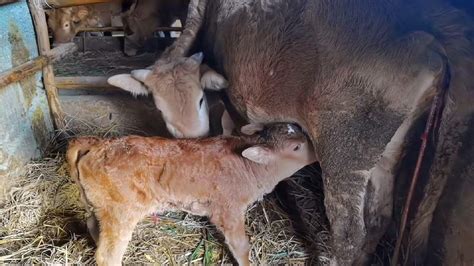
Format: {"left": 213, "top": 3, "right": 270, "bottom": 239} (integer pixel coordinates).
{"left": 0, "top": 1, "right": 54, "bottom": 200}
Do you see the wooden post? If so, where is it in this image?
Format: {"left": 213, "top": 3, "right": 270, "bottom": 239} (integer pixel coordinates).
{"left": 28, "top": 0, "right": 65, "bottom": 129}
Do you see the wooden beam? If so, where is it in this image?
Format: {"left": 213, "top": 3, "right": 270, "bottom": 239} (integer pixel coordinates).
{"left": 78, "top": 26, "right": 123, "bottom": 32}
{"left": 29, "top": 0, "right": 65, "bottom": 129}
{"left": 0, "top": 43, "right": 76, "bottom": 88}
{"left": 55, "top": 76, "right": 114, "bottom": 89}
{"left": 0, "top": 57, "right": 48, "bottom": 88}
{"left": 77, "top": 26, "right": 184, "bottom": 33}
{"left": 0, "top": 0, "right": 18, "bottom": 6}
{"left": 43, "top": 0, "right": 112, "bottom": 8}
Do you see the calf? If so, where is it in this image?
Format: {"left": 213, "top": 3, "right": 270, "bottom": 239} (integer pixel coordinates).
{"left": 66, "top": 123, "right": 316, "bottom": 266}
{"left": 46, "top": 1, "right": 122, "bottom": 45}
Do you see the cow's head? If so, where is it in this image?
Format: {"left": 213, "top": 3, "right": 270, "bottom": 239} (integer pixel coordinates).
{"left": 108, "top": 53, "right": 228, "bottom": 138}
{"left": 46, "top": 6, "right": 90, "bottom": 44}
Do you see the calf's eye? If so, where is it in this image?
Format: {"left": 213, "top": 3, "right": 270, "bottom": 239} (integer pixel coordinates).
{"left": 293, "top": 144, "right": 301, "bottom": 151}
{"left": 199, "top": 97, "right": 204, "bottom": 107}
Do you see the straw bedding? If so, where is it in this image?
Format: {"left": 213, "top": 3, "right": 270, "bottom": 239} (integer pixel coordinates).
{"left": 0, "top": 120, "right": 330, "bottom": 265}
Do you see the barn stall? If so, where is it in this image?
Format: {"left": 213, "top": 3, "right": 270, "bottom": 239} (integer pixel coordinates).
{"left": 0, "top": 0, "right": 330, "bottom": 264}
{"left": 1, "top": 0, "right": 473, "bottom": 265}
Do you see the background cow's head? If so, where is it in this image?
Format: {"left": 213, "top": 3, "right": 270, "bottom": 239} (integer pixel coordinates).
{"left": 46, "top": 6, "right": 91, "bottom": 44}
{"left": 108, "top": 53, "right": 228, "bottom": 138}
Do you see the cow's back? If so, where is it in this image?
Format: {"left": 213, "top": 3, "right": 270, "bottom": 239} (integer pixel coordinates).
{"left": 199, "top": 0, "right": 421, "bottom": 124}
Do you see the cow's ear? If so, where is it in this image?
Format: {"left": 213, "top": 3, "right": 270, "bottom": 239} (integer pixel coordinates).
{"left": 184, "top": 52, "right": 204, "bottom": 71}
{"left": 107, "top": 74, "right": 149, "bottom": 97}
{"left": 201, "top": 69, "right": 228, "bottom": 91}
{"left": 242, "top": 145, "right": 274, "bottom": 165}
{"left": 241, "top": 123, "right": 265, "bottom": 135}
{"left": 75, "top": 7, "right": 89, "bottom": 20}
{"left": 131, "top": 69, "right": 151, "bottom": 83}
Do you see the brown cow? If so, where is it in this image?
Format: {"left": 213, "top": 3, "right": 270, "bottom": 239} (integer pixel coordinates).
{"left": 66, "top": 123, "right": 316, "bottom": 266}
{"left": 108, "top": 0, "right": 474, "bottom": 264}
{"left": 122, "top": 0, "right": 190, "bottom": 56}
{"left": 46, "top": 1, "right": 122, "bottom": 45}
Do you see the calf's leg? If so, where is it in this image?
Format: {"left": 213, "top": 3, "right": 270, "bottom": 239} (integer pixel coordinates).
{"left": 94, "top": 208, "right": 141, "bottom": 266}
{"left": 211, "top": 212, "right": 250, "bottom": 266}
{"left": 87, "top": 213, "right": 100, "bottom": 244}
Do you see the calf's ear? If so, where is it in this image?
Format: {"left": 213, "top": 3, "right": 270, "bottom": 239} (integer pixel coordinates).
{"left": 241, "top": 123, "right": 265, "bottom": 135}
{"left": 76, "top": 7, "right": 89, "bottom": 20}
{"left": 107, "top": 74, "right": 149, "bottom": 97}
{"left": 242, "top": 146, "right": 274, "bottom": 165}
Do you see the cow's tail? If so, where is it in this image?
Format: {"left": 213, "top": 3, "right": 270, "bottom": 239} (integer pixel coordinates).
{"left": 406, "top": 2, "right": 474, "bottom": 263}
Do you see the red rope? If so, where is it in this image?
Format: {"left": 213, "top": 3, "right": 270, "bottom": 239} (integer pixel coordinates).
{"left": 391, "top": 94, "right": 443, "bottom": 266}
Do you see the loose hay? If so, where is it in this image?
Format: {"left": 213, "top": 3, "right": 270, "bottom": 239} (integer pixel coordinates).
{"left": 0, "top": 150, "right": 315, "bottom": 264}
{"left": 54, "top": 51, "right": 157, "bottom": 77}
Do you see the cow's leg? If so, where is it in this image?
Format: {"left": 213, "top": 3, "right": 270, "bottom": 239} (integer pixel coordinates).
{"left": 211, "top": 211, "right": 250, "bottom": 266}
{"left": 306, "top": 31, "right": 446, "bottom": 265}
{"left": 317, "top": 114, "right": 422, "bottom": 265}
{"left": 94, "top": 208, "right": 141, "bottom": 266}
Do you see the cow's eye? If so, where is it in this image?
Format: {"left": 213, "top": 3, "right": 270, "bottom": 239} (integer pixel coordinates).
{"left": 64, "top": 23, "right": 70, "bottom": 28}
{"left": 199, "top": 97, "right": 204, "bottom": 107}
{"left": 293, "top": 144, "right": 301, "bottom": 151}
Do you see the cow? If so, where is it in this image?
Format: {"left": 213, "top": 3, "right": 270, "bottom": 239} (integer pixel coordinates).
{"left": 121, "top": 0, "right": 190, "bottom": 56}
{"left": 107, "top": 0, "right": 474, "bottom": 264}
{"left": 46, "top": 1, "right": 122, "bottom": 45}
{"left": 66, "top": 123, "right": 317, "bottom": 266}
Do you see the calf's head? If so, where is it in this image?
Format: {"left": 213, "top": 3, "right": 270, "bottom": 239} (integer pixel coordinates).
{"left": 46, "top": 6, "right": 90, "bottom": 44}
{"left": 108, "top": 53, "right": 228, "bottom": 138}
{"left": 242, "top": 123, "right": 317, "bottom": 174}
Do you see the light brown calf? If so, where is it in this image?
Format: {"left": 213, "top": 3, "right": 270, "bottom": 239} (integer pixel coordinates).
{"left": 66, "top": 123, "right": 316, "bottom": 266}
{"left": 46, "top": 1, "right": 122, "bottom": 44}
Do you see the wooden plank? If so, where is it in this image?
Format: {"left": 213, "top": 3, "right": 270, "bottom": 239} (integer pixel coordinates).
{"left": 0, "top": 57, "right": 48, "bottom": 87}
{"left": 78, "top": 26, "right": 123, "bottom": 32}
{"left": 0, "top": 44, "right": 76, "bottom": 89}
{"left": 55, "top": 76, "right": 114, "bottom": 89}
{"left": 77, "top": 26, "right": 183, "bottom": 32}
{"left": 28, "top": 0, "right": 65, "bottom": 129}
{"left": 43, "top": 0, "right": 112, "bottom": 8}
{"left": 0, "top": 0, "right": 18, "bottom": 6}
